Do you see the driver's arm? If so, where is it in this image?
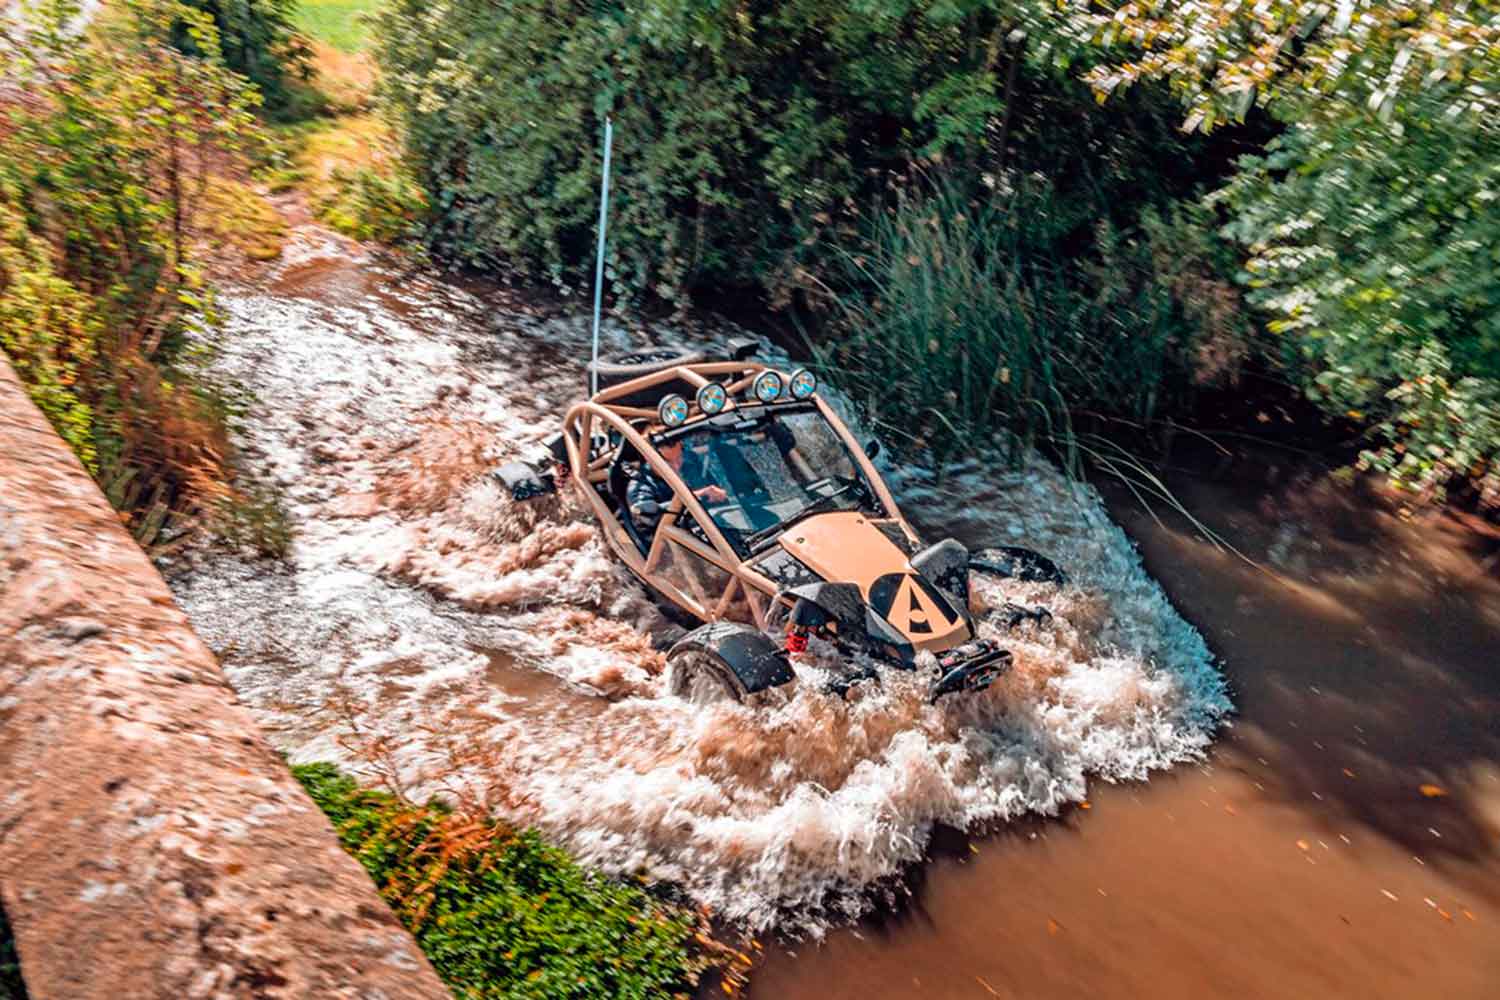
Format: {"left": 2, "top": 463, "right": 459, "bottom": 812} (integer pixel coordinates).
{"left": 786, "top": 446, "right": 815, "bottom": 482}
{"left": 626, "top": 469, "right": 666, "bottom": 520}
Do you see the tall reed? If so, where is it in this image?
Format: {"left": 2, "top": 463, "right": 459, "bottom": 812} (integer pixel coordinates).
{"left": 812, "top": 173, "right": 1205, "bottom": 478}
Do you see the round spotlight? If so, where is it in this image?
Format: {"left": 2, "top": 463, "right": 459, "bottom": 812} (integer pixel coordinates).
{"left": 752, "top": 370, "right": 784, "bottom": 404}
{"left": 788, "top": 368, "right": 818, "bottom": 400}
{"left": 696, "top": 382, "right": 728, "bottom": 415}
{"left": 657, "top": 393, "right": 690, "bottom": 427}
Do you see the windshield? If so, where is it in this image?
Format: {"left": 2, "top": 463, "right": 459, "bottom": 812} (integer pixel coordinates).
{"left": 662, "top": 404, "right": 879, "bottom": 552}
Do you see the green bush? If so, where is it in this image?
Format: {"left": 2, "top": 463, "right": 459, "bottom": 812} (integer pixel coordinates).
{"left": 180, "top": 0, "right": 312, "bottom": 114}
{"left": 316, "top": 166, "right": 428, "bottom": 244}
{"left": 0, "top": 0, "right": 290, "bottom": 553}
{"left": 292, "top": 763, "right": 717, "bottom": 999}
{"left": 1216, "top": 89, "right": 1500, "bottom": 501}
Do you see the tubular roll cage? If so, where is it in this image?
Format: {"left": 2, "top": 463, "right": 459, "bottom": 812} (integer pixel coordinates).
{"left": 560, "top": 360, "right": 919, "bottom": 629}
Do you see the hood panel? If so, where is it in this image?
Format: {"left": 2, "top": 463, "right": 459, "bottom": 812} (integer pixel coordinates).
{"left": 778, "top": 512, "right": 969, "bottom": 649}
{"left": 778, "top": 512, "right": 908, "bottom": 591}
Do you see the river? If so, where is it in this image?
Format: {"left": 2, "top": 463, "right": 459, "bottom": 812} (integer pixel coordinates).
{"left": 169, "top": 224, "right": 1495, "bottom": 995}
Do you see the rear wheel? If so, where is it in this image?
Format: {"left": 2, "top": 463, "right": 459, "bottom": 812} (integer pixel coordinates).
{"left": 667, "top": 648, "right": 748, "bottom": 704}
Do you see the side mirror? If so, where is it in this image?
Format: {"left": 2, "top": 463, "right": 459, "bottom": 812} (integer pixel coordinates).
{"left": 865, "top": 440, "right": 881, "bottom": 460}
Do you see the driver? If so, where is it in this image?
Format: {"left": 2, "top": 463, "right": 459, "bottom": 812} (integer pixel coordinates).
{"left": 628, "top": 438, "right": 727, "bottom": 533}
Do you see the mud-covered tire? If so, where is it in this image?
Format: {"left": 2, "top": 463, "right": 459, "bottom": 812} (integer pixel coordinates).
{"left": 667, "top": 648, "right": 749, "bottom": 704}
{"left": 666, "top": 622, "right": 793, "bottom": 704}
{"left": 587, "top": 347, "right": 706, "bottom": 406}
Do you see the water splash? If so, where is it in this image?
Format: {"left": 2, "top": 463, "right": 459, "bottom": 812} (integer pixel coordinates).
{"left": 169, "top": 239, "right": 1230, "bottom": 933}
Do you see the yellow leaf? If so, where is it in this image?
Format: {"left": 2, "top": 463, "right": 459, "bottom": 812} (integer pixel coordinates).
{"left": 1419, "top": 784, "right": 1448, "bottom": 798}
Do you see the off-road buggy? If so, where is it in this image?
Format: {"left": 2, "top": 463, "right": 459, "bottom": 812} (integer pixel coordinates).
{"left": 496, "top": 343, "right": 1065, "bottom": 704}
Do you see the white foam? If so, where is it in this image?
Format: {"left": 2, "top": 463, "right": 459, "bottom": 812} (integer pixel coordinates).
{"left": 168, "top": 247, "right": 1229, "bottom": 934}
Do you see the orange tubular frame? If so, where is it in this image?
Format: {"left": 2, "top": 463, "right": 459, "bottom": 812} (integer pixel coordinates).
{"left": 560, "top": 360, "right": 917, "bottom": 628}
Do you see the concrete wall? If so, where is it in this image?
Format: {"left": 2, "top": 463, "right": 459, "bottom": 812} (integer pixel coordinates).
{"left": 0, "top": 361, "right": 450, "bottom": 999}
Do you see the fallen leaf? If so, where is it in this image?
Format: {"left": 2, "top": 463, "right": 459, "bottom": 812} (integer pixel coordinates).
{"left": 1046, "top": 918, "right": 1061, "bottom": 936}
{"left": 1296, "top": 839, "right": 1311, "bottom": 851}
{"left": 1438, "top": 909, "right": 1453, "bottom": 921}
{"left": 1342, "top": 768, "right": 1356, "bottom": 778}
{"left": 1381, "top": 889, "right": 1399, "bottom": 902}
{"left": 1419, "top": 784, "right": 1448, "bottom": 798}
{"left": 1080, "top": 801, "right": 1092, "bottom": 810}
{"left": 1224, "top": 804, "right": 1237, "bottom": 816}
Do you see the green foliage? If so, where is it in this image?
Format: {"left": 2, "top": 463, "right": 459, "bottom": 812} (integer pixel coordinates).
{"left": 0, "top": 0, "right": 291, "bottom": 546}
{"left": 1082, "top": 0, "right": 1498, "bottom": 133}
{"left": 0, "top": 903, "right": 25, "bottom": 1000}
{"left": 292, "top": 763, "right": 714, "bottom": 999}
{"left": 0, "top": 187, "right": 101, "bottom": 469}
{"left": 1215, "top": 88, "right": 1500, "bottom": 499}
{"left": 373, "top": 0, "right": 1127, "bottom": 304}
{"left": 818, "top": 172, "right": 1236, "bottom": 472}
{"left": 1084, "top": 1, "right": 1500, "bottom": 502}
{"left": 180, "top": 0, "right": 312, "bottom": 112}
{"left": 316, "top": 165, "right": 427, "bottom": 243}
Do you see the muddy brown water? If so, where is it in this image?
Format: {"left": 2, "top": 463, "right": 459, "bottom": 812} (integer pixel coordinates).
{"left": 750, "top": 471, "right": 1500, "bottom": 999}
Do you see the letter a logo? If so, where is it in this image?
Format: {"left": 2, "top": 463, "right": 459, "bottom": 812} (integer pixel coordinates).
{"left": 883, "top": 574, "right": 956, "bottom": 636}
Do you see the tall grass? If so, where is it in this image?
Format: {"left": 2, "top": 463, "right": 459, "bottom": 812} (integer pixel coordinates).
{"left": 812, "top": 174, "right": 1218, "bottom": 478}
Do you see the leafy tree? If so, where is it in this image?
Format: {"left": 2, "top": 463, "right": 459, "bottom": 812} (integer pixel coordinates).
{"left": 1216, "top": 89, "right": 1500, "bottom": 498}
{"left": 1079, "top": 0, "right": 1498, "bottom": 132}
{"left": 1085, "top": 0, "right": 1500, "bottom": 500}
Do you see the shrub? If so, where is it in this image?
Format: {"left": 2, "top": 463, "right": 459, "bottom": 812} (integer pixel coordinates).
{"left": 293, "top": 763, "right": 720, "bottom": 999}
{"left": 0, "top": 0, "right": 288, "bottom": 553}
{"left": 1216, "top": 89, "right": 1500, "bottom": 503}
{"left": 180, "top": 0, "right": 312, "bottom": 114}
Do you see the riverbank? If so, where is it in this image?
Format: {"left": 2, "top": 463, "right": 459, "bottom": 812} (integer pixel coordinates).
{"left": 749, "top": 456, "right": 1500, "bottom": 998}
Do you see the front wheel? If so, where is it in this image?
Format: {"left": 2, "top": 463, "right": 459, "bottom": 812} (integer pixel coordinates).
{"left": 667, "top": 648, "right": 748, "bottom": 704}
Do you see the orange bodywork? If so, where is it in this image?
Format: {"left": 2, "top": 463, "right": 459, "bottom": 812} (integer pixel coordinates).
{"left": 779, "top": 512, "right": 971, "bottom": 652}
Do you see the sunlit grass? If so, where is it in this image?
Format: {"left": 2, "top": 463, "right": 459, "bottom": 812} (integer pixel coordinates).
{"left": 293, "top": 0, "right": 378, "bottom": 53}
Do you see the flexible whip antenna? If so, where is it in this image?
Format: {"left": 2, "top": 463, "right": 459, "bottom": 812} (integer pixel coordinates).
{"left": 589, "top": 117, "right": 614, "bottom": 396}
